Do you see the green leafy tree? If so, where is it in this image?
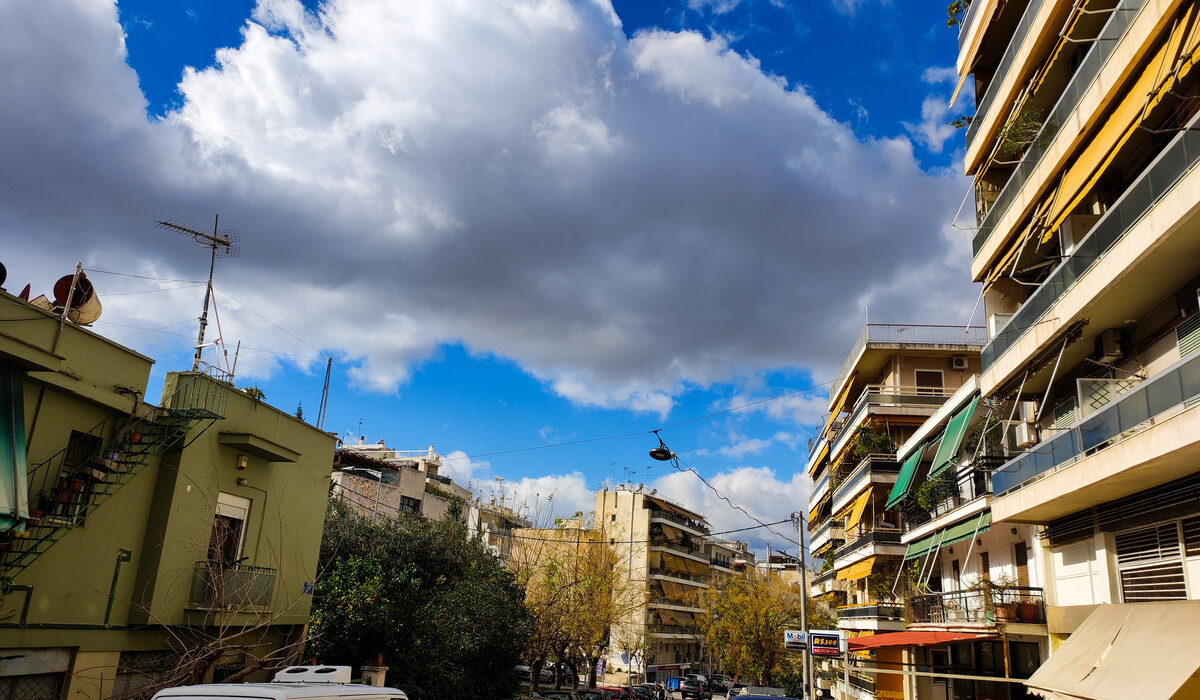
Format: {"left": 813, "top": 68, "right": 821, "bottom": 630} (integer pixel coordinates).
{"left": 308, "top": 501, "right": 532, "bottom": 699}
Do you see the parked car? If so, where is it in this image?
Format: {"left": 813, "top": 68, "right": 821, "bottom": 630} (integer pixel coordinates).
{"left": 707, "top": 676, "right": 729, "bottom": 693}
{"left": 637, "top": 683, "right": 667, "bottom": 700}
{"left": 596, "top": 686, "right": 637, "bottom": 700}
{"left": 679, "top": 680, "right": 711, "bottom": 700}
{"left": 739, "top": 696, "right": 798, "bottom": 700}
{"left": 733, "top": 687, "right": 786, "bottom": 698}
{"left": 152, "top": 666, "right": 408, "bottom": 700}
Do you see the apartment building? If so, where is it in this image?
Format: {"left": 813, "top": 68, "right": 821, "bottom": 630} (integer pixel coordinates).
{"left": 953, "top": 0, "right": 1200, "bottom": 695}
{"left": 804, "top": 323, "right": 985, "bottom": 700}
{"left": 0, "top": 287, "right": 335, "bottom": 698}
{"left": 881, "top": 378, "right": 1048, "bottom": 700}
{"left": 595, "top": 488, "right": 713, "bottom": 683}
{"left": 332, "top": 440, "right": 469, "bottom": 521}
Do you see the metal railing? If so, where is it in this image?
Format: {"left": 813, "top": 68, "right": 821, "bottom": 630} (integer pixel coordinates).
{"left": 811, "top": 518, "right": 845, "bottom": 546}
{"left": 908, "top": 586, "right": 1045, "bottom": 624}
{"left": 811, "top": 569, "right": 836, "bottom": 586}
{"left": 648, "top": 567, "right": 711, "bottom": 585}
{"left": 965, "top": 0, "right": 1047, "bottom": 147}
{"left": 837, "top": 603, "right": 903, "bottom": 620}
{"left": 835, "top": 529, "right": 902, "bottom": 559}
{"left": 831, "top": 325, "right": 988, "bottom": 410}
{"left": 982, "top": 107, "right": 1200, "bottom": 369}
{"left": 189, "top": 560, "right": 277, "bottom": 610}
{"left": 993, "top": 352, "right": 1200, "bottom": 495}
{"left": 957, "top": 0, "right": 992, "bottom": 50}
{"left": 901, "top": 471, "right": 992, "bottom": 533}
{"left": 972, "top": 0, "right": 1146, "bottom": 254}
{"left": 650, "top": 538, "right": 706, "bottom": 558}
{"left": 648, "top": 596, "right": 703, "bottom": 609}
{"left": 649, "top": 510, "right": 710, "bottom": 535}
{"left": 832, "top": 455, "right": 899, "bottom": 505}
{"left": 830, "top": 388, "right": 957, "bottom": 461}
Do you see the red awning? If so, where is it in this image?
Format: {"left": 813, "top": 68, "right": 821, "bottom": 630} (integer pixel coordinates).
{"left": 848, "top": 631, "right": 994, "bottom": 651}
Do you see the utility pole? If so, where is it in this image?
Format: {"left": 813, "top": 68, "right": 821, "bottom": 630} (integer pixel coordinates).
{"left": 793, "top": 512, "right": 811, "bottom": 699}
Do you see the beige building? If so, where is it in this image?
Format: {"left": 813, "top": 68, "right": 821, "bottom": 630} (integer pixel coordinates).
{"left": 946, "top": 0, "right": 1200, "bottom": 695}
{"left": 331, "top": 440, "right": 469, "bottom": 521}
{"left": 595, "top": 488, "right": 713, "bottom": 682}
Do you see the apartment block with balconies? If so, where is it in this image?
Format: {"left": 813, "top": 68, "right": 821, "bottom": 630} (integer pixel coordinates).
{"left": 803, "top": 324, "right": 985, "bottom": 700}
{"left": 955, "top": 0, "right": 1200, "bottom": 695}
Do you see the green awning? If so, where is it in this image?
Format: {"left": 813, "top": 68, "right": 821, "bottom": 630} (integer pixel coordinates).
{"left": 904, "top": 511, "right": 991, "bottom": 560}
{"left": 886, "top": 443, "right": 925, "bottom": 510}
{"left": 927, "top": 396, "right": 980, "bottom": 477}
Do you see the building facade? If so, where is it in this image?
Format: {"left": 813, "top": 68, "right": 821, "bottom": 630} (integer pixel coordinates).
{"left": 952, "top": 0, "right": 1200, "bottom": 694}
{"left": 0, "top": 288, "right": 335, "bottom": 699}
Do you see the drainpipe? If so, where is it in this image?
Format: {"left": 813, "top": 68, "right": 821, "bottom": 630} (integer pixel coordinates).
{"left": 104, "top": 548, "right": 132, "bottom": 627}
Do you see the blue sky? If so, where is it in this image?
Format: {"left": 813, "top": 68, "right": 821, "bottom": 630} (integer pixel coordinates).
{"left": 1, "top": 0, "right": 976, "bottom": 554}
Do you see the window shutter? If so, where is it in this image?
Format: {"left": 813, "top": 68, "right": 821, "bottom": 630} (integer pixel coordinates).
{"left": 1115, "top": 523, "right": 1187, "bottom": 602}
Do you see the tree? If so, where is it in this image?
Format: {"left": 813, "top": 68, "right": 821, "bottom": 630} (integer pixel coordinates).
{"left": 308, "top": 500, "right": 532, "bottom": 699}
{"left": 695, "top": 569, "right": 826, "bottom": 686}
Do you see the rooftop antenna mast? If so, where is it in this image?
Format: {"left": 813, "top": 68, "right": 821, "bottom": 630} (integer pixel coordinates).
{"left": 157, "top": 216, "right": 240, "bottom": 371}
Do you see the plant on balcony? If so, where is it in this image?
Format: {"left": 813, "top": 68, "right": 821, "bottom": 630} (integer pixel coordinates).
{"left": 946, "top": 0, "right": 973, "bottom": 27}
{"left": 965, "top": 574, "right": 1019, "bottom": 624}
{"left": 819, "top": 546, "right": 836, "bottom": 574}
{"left": 915, "top": 469, "right": 957, "bottom": 512}
{"left": 967, "top": 410, "right": 1005, "bottom": 463}
{"left": 866, "top": 560, "right": 902, "bottom": 604}
{"left": 851, "top": 428, "right": 896, "bottom": 459}
{"left": 997, "top": 106, "right": 1045, "bottom": 160}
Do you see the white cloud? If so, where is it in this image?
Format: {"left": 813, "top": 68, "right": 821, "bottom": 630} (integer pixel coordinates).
{"left": 904, "top": 95, "right": 958, "bottom": 154}
{"left": 0, "top": 0, "right": 973, "bottom": 413}
{"left": 440, "top": 450, "right": 491, "bottom": 484}
{"left": 687, "top": 0, "right": 742, "bottom": 14}
{"left": 921, "top": 65, "right": 959, "bottom": 85}
{"left": 650, "top": 465, "right": 809, "bottom": 551}
{"left": 716, "top": 430, "right": 799, "bottom": 458}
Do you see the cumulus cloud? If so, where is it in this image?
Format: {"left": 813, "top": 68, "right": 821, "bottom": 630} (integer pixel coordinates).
{"left": 921, "top": 65, "right": 959, "bottom": 84}
{"left": 904, "top": 95, "right": 958, "bottom": 154}
{"left": 0, "top": 0, "right": 973, "bottom": 412}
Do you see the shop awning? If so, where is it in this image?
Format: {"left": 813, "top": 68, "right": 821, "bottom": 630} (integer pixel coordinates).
{"left": 843, "top": 488, "right": 873, "bottom": 533}
{"left": 928, "top": 396, "right": 980, "bottom": 477}
{"left": 886, "top": 442, "right": 925, "bottom": 510}
{"left": 848, "top": 631, "right": 994, "bottom": 651}
{"left": 836, "top": 557, "right": 875, "bottom": 581}
{"left": 904, "top": 511, "right": 991, "bottom": 560}
{"left": 1025, "top": 601, "right": 1200, "bottom": 700}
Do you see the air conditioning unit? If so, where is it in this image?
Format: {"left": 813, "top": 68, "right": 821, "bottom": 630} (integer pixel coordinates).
{"left": 1015, "top": 400, "right": 1038, "bottom": 422}
{"left": 1097, "top": 328, "right": 1123, "bottom": 363}
{"left": 1013, "top": 422, "right": 1039, "bottom": 449}
{"left": 988, "top": 313, "right": 1013, "bottom": 339}
{"left": 952, "top": 355, "right": 969, "bottom": 370}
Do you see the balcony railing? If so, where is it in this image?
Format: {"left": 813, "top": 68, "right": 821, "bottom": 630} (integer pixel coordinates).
{"left": 838, "top": 603, "right": 903, "bottom": 620}
{"left": 901, "top": 471, "right": 992, "bottom": 533}
{"left": 831, "top": 325, "right": 987, "bottom": 410}
{"left": 189, "top": 560, "right": 277, "bottom": 610}
{"left": 982, "top": 106, "right": 1200, "bottom": 369}
{"left": 650, "top": 624, "right": 702, "bottom": 636}
{"left": 812, "top": 518, "right": 845, "bottom": 545}
{"left": 908, "top": 586, "right": 1046, "bottom": 625}
{"left": 964, "top": 0, "right": 1046, "bottom": 148}
{"left": 811, "top": 569, "right": 836, "bottom": 587}
{"left": 649, "top": 510, "right": 710, "bottom": 535}
{"left": 835, "top": 529, "right": 902, "bottom": 559}
{"left": 993, "top": 352, "right": 1200, "bottom": 495}
{"left": 650, "top": 538, "right": 705, "bottom": 559}
{"left": 832, "top": 455, "right": 900, "bottom": 504}
{"left": 971, "top": 0, "right": 1145, "bottom": 255}
{"left": 830, "top": 387, "right": 957, "bottom": 460}
{"left": 648, "top": 596, "right": 703, "bottom": 609}
{"left": 649, "top": 567, "right": 711, "bottom": 585}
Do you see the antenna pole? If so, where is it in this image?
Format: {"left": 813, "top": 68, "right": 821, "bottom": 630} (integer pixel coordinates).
{"left": 318, "top": 356, "right": 333, "bottom": 430}
{"left": 192, "top": 214, "right": 220, "bottom": 371}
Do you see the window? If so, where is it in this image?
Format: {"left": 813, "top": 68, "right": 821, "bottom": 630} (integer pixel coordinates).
{"left": 1014, "top": 541, "right": 1029, "bottom": 588}
{"left": 47, "top": 430, "right": 103, "bottom": 523}
{"left": 979, "top": 552, "right": 990, "bottom": 580}
{"left": 1115, "top": 522, "right": 1187, "bottom": 602}
{"left": 951, "top": 559, "right": 961, "bottom": 589}
{"left": 208, "top": 492, "right": 250, "bottom": 567}
{"left": 915, "top": 370, "right": 944, "bottom": 395}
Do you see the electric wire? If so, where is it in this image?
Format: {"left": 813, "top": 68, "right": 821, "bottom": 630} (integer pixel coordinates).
{"left": 84, "top": 268, "right": 207, "bottom": 284}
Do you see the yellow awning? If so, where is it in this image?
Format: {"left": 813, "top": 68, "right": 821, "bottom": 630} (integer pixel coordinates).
{"left": 837, "top": 557, "right": 875, "bottom": 581}
{"left": 822, "top": 372, "right": 856, "bottom": 438}
{"left": 844, "top": 488, "right": 873, "bottom": 533}
{"left": 808, "top": 440, "right": 831, "bottom": 479}
{"left": 808, "top": 491, "right": 831, "bottom": 524}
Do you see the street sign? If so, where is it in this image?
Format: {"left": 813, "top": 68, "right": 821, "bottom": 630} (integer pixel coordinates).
{"left": 808, "top": 629, "right": 844, "bottom": 657}
{"left": 784, "top": 629, "right": 806, "bottom": 650}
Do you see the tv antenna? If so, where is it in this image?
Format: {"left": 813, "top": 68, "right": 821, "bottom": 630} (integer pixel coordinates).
{"left": 157, "top": 215, "right": 240, "bottom": 371}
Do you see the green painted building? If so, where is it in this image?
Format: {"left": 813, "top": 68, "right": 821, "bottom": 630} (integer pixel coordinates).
{"left": 0, "top": 289, "right": 336, "bottom": 699}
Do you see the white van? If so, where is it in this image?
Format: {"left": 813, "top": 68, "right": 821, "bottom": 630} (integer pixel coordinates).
{"left": 151, "top": 666, "right": 408, "bottom": 700}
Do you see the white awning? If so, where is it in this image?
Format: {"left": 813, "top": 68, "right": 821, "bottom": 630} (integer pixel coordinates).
{"left": 1025, "top": 601, "right": 1200, "bottom": 700}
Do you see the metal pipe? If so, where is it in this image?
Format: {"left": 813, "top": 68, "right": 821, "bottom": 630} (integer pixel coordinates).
{"left": 104, "top": 548, "right": 132, "bottom": 627}
{"left": 1035, "top": 335, "right": 1071, "bottom": 422}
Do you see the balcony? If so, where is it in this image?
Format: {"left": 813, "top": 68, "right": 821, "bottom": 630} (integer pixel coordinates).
{"left": 838, "top": 603, "right": 903, "bottom": 621}
{"left": 992, "top": 352, "right": 1200, "bottom": 522}
{"left": 834, "top": 528, "right": 903, "bottom": 569}
{"left": 649, "top": 624, "right": 702, "bottom": 637}
{"left": 963, "top": 0, "right": 1045, "bottom": 149}
{"left": 648, "top": 567, "right": 710, "bottom": 586}
{"left": 649, "top": 537, "right": 707, "bottom": 561}
{"left": 648, "top": 596, "right": 704, "bottom": 612}
{"left": 810, "top": 518, "right": 845, "bottom": 555}
{"left": 832, "top": 455, "right": 900, "bottom": 507}
{"left": 902, "top": 471, "right": 993, "bottom": 535}
{"left": 189, "top": 560, "right": 277, "bottom": 610}
{"left": 908, "top": 587, "right": 1046, "bottom": 626}
{"left": 649, "top": 510, "right": 710, "bottom": 535}
{"left": 971, "top": 0, "right": 1145, "bottom": 259}
{"left": 982, "top": 109, "right": 1200, "bottom": 372}
{"left": 830, "top": 325, "right": 988, "bottom": 410}
{"left": 829, "top": 388, "right": 958, "bottom": 468}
